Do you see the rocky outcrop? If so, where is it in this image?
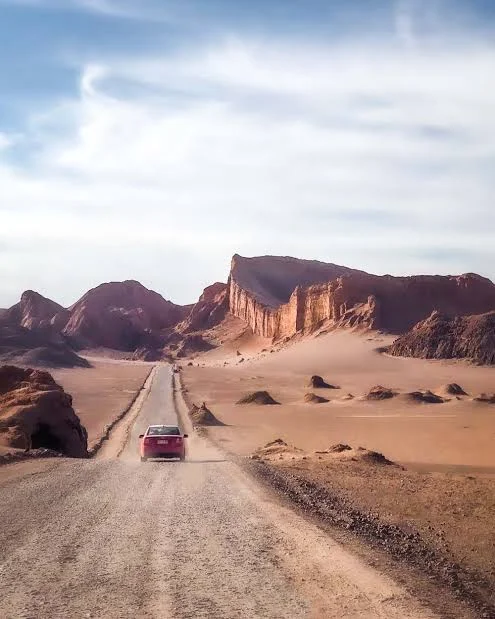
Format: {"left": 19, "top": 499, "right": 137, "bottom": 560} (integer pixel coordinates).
{"left": 228, "top": 255, "right": 495, "bottom": 339}
{"left": 0, "top": 366, "right": 88, "bottom": 457}
{"left": 228, "top": 255, "right": 364, "bottom": 337}
{"left": 178, "top": 283, "right": 228, "bottom": 333}
{"left": 388, "top": 311, "right": 495, "bottom": 365}
{"left": 2, "top": 290, "right": 68, "bottom": 331}
{"left": 63, "top": 280, "right": 188, "bottom": 351}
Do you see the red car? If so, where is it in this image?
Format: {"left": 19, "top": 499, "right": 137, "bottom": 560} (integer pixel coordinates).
{"left": 139, "top": 425, "right": 188, "bottom": 462}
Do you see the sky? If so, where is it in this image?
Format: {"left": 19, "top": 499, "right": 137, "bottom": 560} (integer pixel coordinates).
{"left": 1, "top": 0, "right": 495, "bottom": 307}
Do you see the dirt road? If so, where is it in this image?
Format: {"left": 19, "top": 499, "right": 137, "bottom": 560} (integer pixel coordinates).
{"left": 0, "top": 365, "right": 439, "bottom": 618}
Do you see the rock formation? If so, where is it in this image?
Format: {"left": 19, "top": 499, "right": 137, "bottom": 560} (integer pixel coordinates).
{"left": 2, "top": 290, "right": 69, "bottom": 331}
{"left": 236, "top": 391, "right": 280, "bottom": 405}
{"left": 177, "top": 283, "right": 228, "bottom": 333}
{"left": 189, "top": 402, "right": 224, "bottom": 426}
{"left": 365, "top": 386, "right": 396, "bottom": 400}
{"left": 389, "top": 311, "right": 495, "bottom": 365}
{"left": 403, "top": 391, "right": 444, "bottom": 404}
{"left": 308, "top": 375, "right": 338, "bottom": 389}
{"left": 304, "top": 393, "right": 330, "bottom": 404}
{"left": 63, "top": 280, "right": 188, "bottom": 351}
{"left": 227, "top": 255, "right": 495, "bottom": 339}
{"left": 0, "top": 366, "right": 88, "bottom": 457}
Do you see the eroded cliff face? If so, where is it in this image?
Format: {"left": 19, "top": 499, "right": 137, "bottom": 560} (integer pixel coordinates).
{"left": 177, "top": 282, "right": 228, "bottom": 334}
{"left": 228, "top": 255, "right": 495, "bottom": 340}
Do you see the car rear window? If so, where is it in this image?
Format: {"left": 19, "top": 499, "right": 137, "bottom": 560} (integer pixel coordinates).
{"left": 147, "top": 426, "right": 180, "bottom": 436}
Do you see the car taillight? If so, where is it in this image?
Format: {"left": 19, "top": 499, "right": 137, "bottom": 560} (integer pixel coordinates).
{"left": 176, "top": 437, "right": 182, "bottom": 443}
{"left": 144, "top": 437, "right": 154, "bottom": 445}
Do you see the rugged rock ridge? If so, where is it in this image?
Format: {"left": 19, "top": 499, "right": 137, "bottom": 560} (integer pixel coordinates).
{"left": 228, "top": 256, "right": 495, "bottom": 339}
{"left": 177, "top": 282, "right": 228, "bottom": 334}
{"left": 3, "top": 290, "right": 68, "bottom": 330}
{"left": 0, "top": 365, "right": 88, "bottom": 457}
{"left": 389, "top": 311, "right": 495, "bottom": 364}
{"left": 63, "top": 280, "right": 189, "bottom": 351}
{"left": 229, "top": 255, "right": 366, "bottom": 337}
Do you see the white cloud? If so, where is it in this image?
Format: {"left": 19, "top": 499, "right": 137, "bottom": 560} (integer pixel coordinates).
{"left": 0, "top": 133, "right": 14, "bottom": 150}
{"left": 1, "top": 33, "right": 495, "bottom": 306}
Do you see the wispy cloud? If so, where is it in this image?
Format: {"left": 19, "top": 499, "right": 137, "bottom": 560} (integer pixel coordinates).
{"left": 1, "top": 3, "right": 495, "bottom": 305}
{"left": 0, "top": 0, "right": 173, "bottom": 21}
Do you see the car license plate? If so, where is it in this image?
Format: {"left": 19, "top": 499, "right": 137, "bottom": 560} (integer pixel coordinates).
{"left": 157, "top": 439, "right": 168, "bottom": 445}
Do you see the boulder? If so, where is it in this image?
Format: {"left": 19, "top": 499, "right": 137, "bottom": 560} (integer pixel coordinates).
{"left": 0, "top": 366, "right": 88, "bottom": 457}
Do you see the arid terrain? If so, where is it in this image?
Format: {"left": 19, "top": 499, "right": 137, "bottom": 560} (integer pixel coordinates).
{"left": 181, "top": 329, "right": 495, "bottom": 614}
{"left": 184, "top": 330, "right": 495, "bottom": 468}
{"left": 51, "top": 359, "right": 151, "bottom": 451}
{"left": 2, "top": 253, "right": 495, "bottom": 617}
{"left": 0, "top": 365, "right": 453, "bottom": 619}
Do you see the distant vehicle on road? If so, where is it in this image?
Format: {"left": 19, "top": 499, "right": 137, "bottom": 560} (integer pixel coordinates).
{"left": 139, "top": 425, "right": 188, "bottom": 462}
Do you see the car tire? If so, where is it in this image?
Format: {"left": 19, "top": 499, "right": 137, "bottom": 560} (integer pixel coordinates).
{"left": 180, "top": 455, "right": 185, "bottom": 462}
{"left": 140, "top": 456, "right": 147, "bottom": 462}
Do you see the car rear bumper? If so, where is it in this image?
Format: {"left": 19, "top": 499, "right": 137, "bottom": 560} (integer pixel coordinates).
{"left": 143, "top": 452, "right": 184, "bottom": 459}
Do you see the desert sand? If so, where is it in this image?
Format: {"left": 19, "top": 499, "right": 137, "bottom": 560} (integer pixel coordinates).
{"left": 182, "top": 330, "right": 495, "bottom": 611}
{"left": 183, "top": 330, "right": 495, "bottom": 471}
{"left": 52, "top": 359, "right": 151, "bottom": 451}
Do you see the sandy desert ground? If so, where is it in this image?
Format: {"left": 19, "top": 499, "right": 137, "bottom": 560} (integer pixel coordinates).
{"left": 184, "top": 330, "right": 495, "bottom": 470}
{"left": 52, "top": 358, "right": 151, "bottom": 450}
{"left": 182, "top": 330, "right": 495, "bottom": 609}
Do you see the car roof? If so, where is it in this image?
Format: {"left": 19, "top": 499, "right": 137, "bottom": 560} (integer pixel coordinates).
{"left": 147, "top": 424, "right": 179, "bottom": 430}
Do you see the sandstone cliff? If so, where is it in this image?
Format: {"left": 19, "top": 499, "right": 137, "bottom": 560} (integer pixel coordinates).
{"left": 388, "top": 311, "right": 495, "bottom": 364}
{"left": 228, "top": 255, "right": 495, "bottom": 339}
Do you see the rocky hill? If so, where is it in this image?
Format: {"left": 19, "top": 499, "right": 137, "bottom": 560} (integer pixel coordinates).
{"left": 177, "top": 282, "right": 228, "bottom": 334}
{"left": 3, "top": 290, "right": 68, "bottom": 330}
{"left": 3, "top": 257, "right": 495, "bottom": 362}
{"left": 63, "top": 280, "right": 189, "bottom": 351}
{"left": 388, "top": 311, "right": 495, "bottom": 364}
{"left": 227, "top": 256, "right": 495, "bottom": 339}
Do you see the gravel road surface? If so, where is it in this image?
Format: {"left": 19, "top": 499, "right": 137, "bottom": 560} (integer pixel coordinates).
{"left": 0, "top": 365, "right": 438, "bottom": 618}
